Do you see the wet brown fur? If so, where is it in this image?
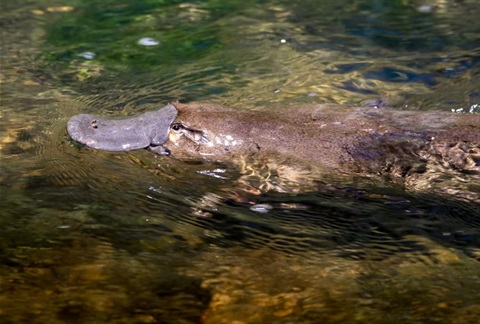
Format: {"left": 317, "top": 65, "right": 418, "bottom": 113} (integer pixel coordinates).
{"left": 165, "top": 102, "right": 480, "bottom": 181}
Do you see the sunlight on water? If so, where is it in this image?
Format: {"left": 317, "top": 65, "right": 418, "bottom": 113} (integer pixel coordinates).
{"left": 1, "top": 0, "right": 480, "bottom": 323}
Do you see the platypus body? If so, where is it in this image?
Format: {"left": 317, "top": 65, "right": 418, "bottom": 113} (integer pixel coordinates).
{"left": 67, "top": 102, "right": 480, "bottom": 196}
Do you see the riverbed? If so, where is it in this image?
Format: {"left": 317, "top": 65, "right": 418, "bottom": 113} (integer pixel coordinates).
{"left": 1, "top": 1, "right": 479, "bottom": 323}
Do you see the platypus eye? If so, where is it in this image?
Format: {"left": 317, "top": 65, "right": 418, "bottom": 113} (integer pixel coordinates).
{"left": 171, "top": 123, "right": 182, "bottom": 132}
{"left": 170, "top": 122, "right": 209, "bottom": 144}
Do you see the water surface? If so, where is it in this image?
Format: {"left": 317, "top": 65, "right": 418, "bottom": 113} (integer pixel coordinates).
{"left": 1, "top": 0, "right": 480, "bottom": 323}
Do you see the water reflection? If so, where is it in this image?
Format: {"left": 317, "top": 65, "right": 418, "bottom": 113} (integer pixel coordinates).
{"left": 34, "top": 0, "right": 479, "bottom": 110}
{"left": 1, "top": 0, "right": 480, "bottom": 322}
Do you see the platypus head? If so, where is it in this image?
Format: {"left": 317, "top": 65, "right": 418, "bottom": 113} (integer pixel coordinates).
{"left": 164, "top": 102, "right": 256, "bottom": 159}
{"left": 66, "top": 102, "right": 257, "bottom": 159}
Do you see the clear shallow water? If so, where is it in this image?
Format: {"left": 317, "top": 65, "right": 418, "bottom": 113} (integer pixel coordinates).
{"left": 1, "top": 0, "right": 480, "bottom": 323}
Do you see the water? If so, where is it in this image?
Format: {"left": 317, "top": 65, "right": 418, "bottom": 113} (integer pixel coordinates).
{"left": 1, "top": 0, "right": 480, "bottom": 323}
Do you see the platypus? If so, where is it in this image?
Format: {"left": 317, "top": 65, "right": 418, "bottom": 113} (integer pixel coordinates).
{"left": 67, "top": 102, "right": 480, "bottom": 196}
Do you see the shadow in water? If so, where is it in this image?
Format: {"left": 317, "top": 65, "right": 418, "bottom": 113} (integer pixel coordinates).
{"left": 184, "top": 186, "right": 480, "bottom": 262}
